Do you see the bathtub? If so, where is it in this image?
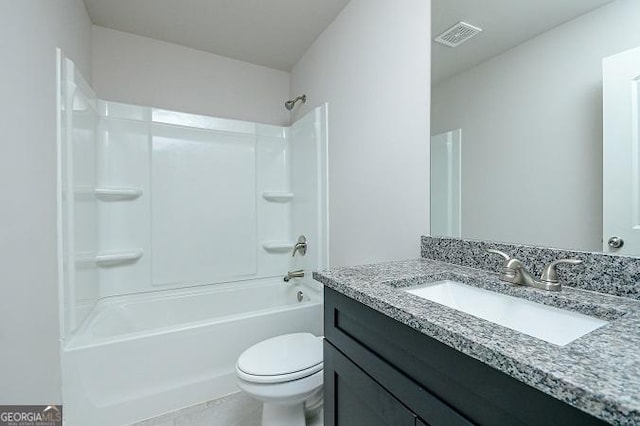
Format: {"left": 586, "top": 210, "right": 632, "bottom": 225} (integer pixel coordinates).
{"left": 62, "top": 278, "right": 323, "bottom": 426}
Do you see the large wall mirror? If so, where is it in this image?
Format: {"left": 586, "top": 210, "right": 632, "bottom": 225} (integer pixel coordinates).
{"left": 430, "top": 0, "right": 640, "bottom": 256}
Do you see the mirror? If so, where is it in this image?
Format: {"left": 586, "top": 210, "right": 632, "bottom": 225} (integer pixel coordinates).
{"left": 430, "top": 0, "right": 640, "bottom": 254}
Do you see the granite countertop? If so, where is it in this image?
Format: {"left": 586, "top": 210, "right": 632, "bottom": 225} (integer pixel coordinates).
{"left": 313, "top": 258, "right": 640, "bottom": 425}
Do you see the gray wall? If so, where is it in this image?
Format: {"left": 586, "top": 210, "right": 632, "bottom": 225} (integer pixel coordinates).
{"left": 92, "top": 26, "right": 291, "bottom": 127}
{"left": 432, "top": 0, "right": 640, "bottom": 251}
{"left": 0, "top": 0, "right": 92, "bottom": 403}
{"left": 0, "top": 0, "right": 432, "bottom": 404}
{"left": 291, "top": 0, "right": 431, "bottom": 267}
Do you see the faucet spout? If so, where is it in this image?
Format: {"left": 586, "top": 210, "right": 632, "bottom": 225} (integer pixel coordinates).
{"left": 487, "top": 249, "right": 582, "bottom": 292}
{"left": 283, "top": 269, "right": 305, "bottom": 282}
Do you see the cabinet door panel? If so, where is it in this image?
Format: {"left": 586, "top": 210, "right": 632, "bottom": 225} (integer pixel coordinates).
{"left": 324, "top": 341, "right": 415, "bottom": 426}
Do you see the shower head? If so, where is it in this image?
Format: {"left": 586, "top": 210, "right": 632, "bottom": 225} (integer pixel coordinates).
{"left": 285, "top": 94, "right": 307, "bottom": 111}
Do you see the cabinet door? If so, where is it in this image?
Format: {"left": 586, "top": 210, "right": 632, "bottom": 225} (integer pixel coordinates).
{"left": 324, "top": 341, "right": 416, "bottom": 426}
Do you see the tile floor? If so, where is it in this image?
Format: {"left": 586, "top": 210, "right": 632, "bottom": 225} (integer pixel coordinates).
{"left": 131, "top": 391, "right": 323, "bottom": 426}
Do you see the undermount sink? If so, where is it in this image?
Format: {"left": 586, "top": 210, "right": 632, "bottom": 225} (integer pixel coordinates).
{"left": 404, "top": 280, "right": 607, "bottom": 346}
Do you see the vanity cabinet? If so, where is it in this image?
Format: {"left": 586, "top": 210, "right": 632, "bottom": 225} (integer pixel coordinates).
{"left": 323, "top": 287, "right": 607, "bottom": 426}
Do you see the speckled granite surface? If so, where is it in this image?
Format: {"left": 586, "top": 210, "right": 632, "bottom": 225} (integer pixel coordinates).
{"left": 421, "top": 236, "right": 640, "bottom": 300}
{"left": 314, "top": 259, "right": 640, "bottom": 425}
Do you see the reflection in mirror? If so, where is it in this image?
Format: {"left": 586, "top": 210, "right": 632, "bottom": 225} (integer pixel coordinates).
{"left": 431, "top": 0, "right": 640, "bottom": 254}
{"left": 431, "top": 129, "right": 461, "bottom": 238}
{"left": 603, "top": 45, "right": 640, "bottom": 257}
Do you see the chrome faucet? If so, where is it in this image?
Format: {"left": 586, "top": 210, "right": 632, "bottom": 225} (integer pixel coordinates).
{"left": 284, "top": 269, "right": 305, "bottom": 282}
{"left": 292, "top": 235, "right": 307, "bottom": 257}
{"left": 487, "top": 249, "right": 582, "bottom": 291}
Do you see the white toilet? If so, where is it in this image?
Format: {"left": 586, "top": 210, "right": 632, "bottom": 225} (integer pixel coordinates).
{"left": 236, "top": 333, "right": 324, "bottom": 426}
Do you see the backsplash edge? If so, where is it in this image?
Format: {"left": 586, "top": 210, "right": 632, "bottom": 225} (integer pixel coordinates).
{"left": 421, "top": 236, "right": 640, "bottom": 300}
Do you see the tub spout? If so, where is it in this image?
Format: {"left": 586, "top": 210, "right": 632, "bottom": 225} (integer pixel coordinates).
{"left": 284, "top": 270, "right": 305, "bottom": 282}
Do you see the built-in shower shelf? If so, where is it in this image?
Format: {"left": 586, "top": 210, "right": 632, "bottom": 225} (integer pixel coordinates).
{"left": 95, "top": 187, "right": 143, "bottom": 200}
{"left": 262, "top": 192, "right": 294, "bottom": 202}
{"left": 75, "top": 249, "right": 144, "bottom": 267}
{"left": 95, "top": 249, "right": 143, "bottom": 266}
{"left": 262, "top": 241, "right": 295, "bottom": 252}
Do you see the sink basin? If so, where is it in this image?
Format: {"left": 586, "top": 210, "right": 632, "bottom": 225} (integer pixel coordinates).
{"left": 404, "top": 280, "right": 607, "bottom": 346}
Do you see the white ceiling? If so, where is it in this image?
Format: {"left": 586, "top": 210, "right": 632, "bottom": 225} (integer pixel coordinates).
{"left": 85, "top": 1, "right": 619, "bottom": 80}
{"left": 83, "top": 0, "right": 350, "bottom": 72}
{"left": 432, "top": 0, "right": 618, "bottom": 84}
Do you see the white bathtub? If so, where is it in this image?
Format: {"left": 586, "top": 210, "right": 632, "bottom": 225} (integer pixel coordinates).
{"left": 62, "top": 278, "right": 323, "bottom": 426}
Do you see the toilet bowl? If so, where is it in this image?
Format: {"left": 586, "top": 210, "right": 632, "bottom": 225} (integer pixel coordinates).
{"left": 236, "top": 333, "right": 324, "bottom": 426}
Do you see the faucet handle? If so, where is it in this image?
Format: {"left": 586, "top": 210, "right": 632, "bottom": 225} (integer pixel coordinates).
{"left": 487, "top": 249, "right": 516, "bottom": 278}
{"left": 540, "top": 259, "right": 582, "bottom": 283}
{"left": 292, "top": 235, "right": 307, "bottom": 257}
{"left": 487, "top": 249, "right": 511, "bottom": 261}
{"left": 487, "top": 249, "right": 528, "bottom": 281}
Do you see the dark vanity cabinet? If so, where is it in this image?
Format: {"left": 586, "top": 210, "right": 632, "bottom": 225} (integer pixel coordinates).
{"left": 324, "top": 343, "right": 417, "bottom": 425}
{"left": 323, "top": 287, "right": 607, "bottom": 426}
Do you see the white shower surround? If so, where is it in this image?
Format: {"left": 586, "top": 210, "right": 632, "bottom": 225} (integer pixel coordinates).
{"left": 57, "top": 56, "right": 328, "bottom": 425}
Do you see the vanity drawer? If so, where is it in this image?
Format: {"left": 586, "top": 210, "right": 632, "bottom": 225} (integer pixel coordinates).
{"left": 324, "top": 287, "right": 606, "bottom": 425}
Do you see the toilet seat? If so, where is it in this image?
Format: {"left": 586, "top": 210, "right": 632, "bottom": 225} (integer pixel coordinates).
{"left": 236, "top": 333, "right": 323, "bottom": 384}
{"left": 237, "top": 361, "right": 323, "bottom": 384}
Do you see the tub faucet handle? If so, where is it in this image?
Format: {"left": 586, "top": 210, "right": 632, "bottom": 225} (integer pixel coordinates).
{"left": 292, "top": 235, "right": 307, "bottom": 257}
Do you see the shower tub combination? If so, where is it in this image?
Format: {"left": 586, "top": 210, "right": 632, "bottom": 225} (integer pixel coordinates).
{"left": 63, "top": 278, "right": 323, "bottom": 425}
{"left": 57, "top": 55, "right": 328, "bottom": 425}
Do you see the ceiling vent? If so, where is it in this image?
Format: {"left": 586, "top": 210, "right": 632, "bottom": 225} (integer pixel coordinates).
{"left": 434, "top": 21, "right": 482, "bottom": 48}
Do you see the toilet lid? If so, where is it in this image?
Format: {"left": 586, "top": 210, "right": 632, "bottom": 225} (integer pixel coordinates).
{"left": 236, "top": 361, "right": 323, "bottom": 384}
{"left": 237, "top": 333, "right": 322, "bottom": 377}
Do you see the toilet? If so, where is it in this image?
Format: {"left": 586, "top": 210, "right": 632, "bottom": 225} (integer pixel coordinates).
{"left": 236, "top": 333, "right": 324, "bottom": 426}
